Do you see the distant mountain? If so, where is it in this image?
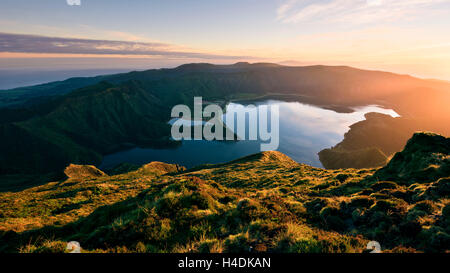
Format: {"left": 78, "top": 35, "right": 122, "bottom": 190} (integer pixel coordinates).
{"left": 0, "top": 63, "right": 449, "bottom": 184}
{"left": 0, "top": 133, "right": 448, "bottom": 253}
{"left": 0, "top": 80, "right": 174, "bottom": 176}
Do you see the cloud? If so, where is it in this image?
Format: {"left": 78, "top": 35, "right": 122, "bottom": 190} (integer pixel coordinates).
{"left": 276, "top": 0, "right": 450, "bottom": 24}
{"left": 277, "top": 0, "right": 300, "bottom": 20}
{"left": 0, "top": 33, "right": 247, "bottom": 60}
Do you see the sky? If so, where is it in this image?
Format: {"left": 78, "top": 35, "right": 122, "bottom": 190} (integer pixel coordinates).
{"left": 1, "top": 0, "right": 450, "bottom": 80}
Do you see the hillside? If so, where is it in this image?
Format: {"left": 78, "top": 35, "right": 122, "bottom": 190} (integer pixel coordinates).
{"left": 319, "top": 113, "right": 420, "bottom": 169}
{"left": 0, "top": 63, "right": 449, "bottom": 186}
{"left": 0, "top": 132, "right": 448, "bottom": 253}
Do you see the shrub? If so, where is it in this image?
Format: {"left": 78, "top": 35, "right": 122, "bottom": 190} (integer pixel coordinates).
{"left": 236, "top": 198, "right": 261, "bottom": 221}
{"left": 198, "top": 239, "right": 222, "bottom": 253}
{"left": 135, "top": 242, "right": 147, "bottom": 253}
{"left": 218, "top": 196, "right": 234, "bottom": 204}
{"left": 180, "top": 192, "right": 213, "bottom": 210}
{"left": 248, "top": 221, "right": 280, "bottom": 241}
{"left": 427, "top": 177, "right": 450, "bottom": 198}
{"left": 371, "top": 199, "right": 408, "bottom": 214}
{"left": 155, "top": 194, "right": 181, "bottom": 217}
{"left": 305, "top": 198, "right": 328, "bottom": 215}
{"left": 406, "top": 209, "right": 427, "bottom": 222}
{"left": 434, "top": 178, "right": 450, "bottom": 197}
{"left": 390, "top": 190, "right": 413, "bottom": 202}
{"left": 288, "top": 239, "right": 322, "bottom": 253}
{"left": 349, "top": 196, "right": 375, "bottom": 208}
{"left": 371, "top": 181, "right": 399, "bottom": 191}
{"left": 369, "top": 193, "right": 391, "bottom": 200}
{"left": 386, "top": 246, "right": 418, "bottom": 253}
{"left": 399, "top": 221, "right": 422, "bottom": 237}
{"left": 335, "top": 174, "right": 350, "bottom": 183}
{"left": 325, "top": 216, "right": 347, "bottom": 231}
{"left": 412, "top": 200, "right": 436, "bottom": 214}
{"left": 224, "top": 235, "right": 250, "bottom": 253}
{"left": 351, "top": 208, "right": 365, "bottom": 224}
{"left": 443, "top": 204, "right": 450, "bottom": 219}
{"left": 20, "top": 240, "right": 67, "bottom": 253}
{"left": 319, "top": 206, "right": 340, "bottom": 219}
{"left": 429, "top": 231, "right": 450, "bottom": 252}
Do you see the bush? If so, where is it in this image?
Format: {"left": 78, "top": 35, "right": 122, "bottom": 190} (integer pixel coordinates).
{"left": 224, "top": 235, "right": 250, "bottom": 253}
{"left": 289, "top": 239, "right": 322, "bottom": 253}
{"left": 326, "top": 216, "right": 347, "bottom": 231}
{"left": 198, "top": 239, "right": 222, "bottom": 253}
{"left": 430, "top": 231, "right": 450, "bottom": 252}
{"left": 390, "top": 190, "right": 413, "bottom": 202}
{"left": 427, "top": 178, "right": 450, "bottom": 198}
{"left": 371, "top": 200, "right": 408, "bottom": 214}
{"left": 20, "top": 240, "right": 67, "bottom": 253}
{"left": 135, "top": 242, "right": 147, "bottom": 253}
{"left": 319, "top": 206, "right": 340, "bottom": 219}
{"left": 370, "top": 193, "right": 391, "bottom": 200}
{"left": 399, "top": 221, "right": 422, "bottom": 237}
{"left": 351, "top": 208, "right": 365, "bottom": 224}
{"left": 305, "top": 198, "right": 328, "bottom": 215}
{"left": 371, "top": 181, "right": 399, "bottom": 191}
{"left": 180, "top": 192, "right": 213, "bottom": 210}
{"left": 443, "top": 204, "right": 450, "bottom": 219}
{"left": 236, "top": 198, "right": 261, "bottom": 221}
{"left": 412, "top": 200, "right": 436, "bottom": 214}
{"left": 349, "top": 196, "right": 375, "bottom": 208}
{"left": 155, "top": 194, "right": 181, "bottom": 217}
{"left": 406, "top": 209, "right": 426, "bottom": 222}
{"left": 434, "top": 178, "right": 450, "bottom": 197}
{"left": 335, "top": 174, "right": 350, "bottom": 183}
{"left": 386, "top": 246, "right": 418, "bottom": 253}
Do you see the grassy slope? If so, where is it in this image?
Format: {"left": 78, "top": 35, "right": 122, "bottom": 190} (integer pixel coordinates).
{"left": 0, "top": 133, "right": 448, "bottom": 253}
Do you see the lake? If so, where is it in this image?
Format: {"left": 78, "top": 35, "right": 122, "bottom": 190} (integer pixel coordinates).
{"left": 100, "top": 100, "right": 399, "bottom": 169}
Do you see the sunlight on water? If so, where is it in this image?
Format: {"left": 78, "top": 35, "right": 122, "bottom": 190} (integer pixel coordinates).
{"left": 101, "top": 101, "right": 399, "bottom": 169}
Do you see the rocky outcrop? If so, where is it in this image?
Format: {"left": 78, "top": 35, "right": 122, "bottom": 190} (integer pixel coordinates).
{"left": 64, "top": 164, "right": 108, "bottom": 180}
{"left": 136, "top": 161, "right": 186, "bottom": 176}
{"left": 372, "top": 132, "right": 450, "bottom": 184}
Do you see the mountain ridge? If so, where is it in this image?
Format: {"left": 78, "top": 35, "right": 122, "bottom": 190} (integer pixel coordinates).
{"left": 2, "top": 62, "right": 449, "bottom": 109}
{"left": 0, "top": 62, "right": 449, "bottom": 188}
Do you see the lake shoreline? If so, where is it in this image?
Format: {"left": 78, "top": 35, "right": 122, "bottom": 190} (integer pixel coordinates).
{"left": 100, "top": 100, "right": 400, "bottom": 171}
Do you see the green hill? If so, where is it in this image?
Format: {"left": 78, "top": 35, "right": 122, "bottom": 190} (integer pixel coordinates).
{"left": 0, "top": 63, "right": 449, "bottom": 187}
{"left": 0, "top": 133, "right": 448, "bottom": 253}
{"left": 372, "top": 132, "right": 450, "bottom": 184}
{"left": 318, "top": 113, "right": 420, "bottom": 169}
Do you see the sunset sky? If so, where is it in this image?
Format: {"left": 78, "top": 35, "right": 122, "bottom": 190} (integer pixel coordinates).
{"left": 1, "top": 0, "right": 450, "bottom": 80}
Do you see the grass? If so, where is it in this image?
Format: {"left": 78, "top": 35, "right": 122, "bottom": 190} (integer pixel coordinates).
{"left": 0, "top": 140, "right": 448, "bottom": 253}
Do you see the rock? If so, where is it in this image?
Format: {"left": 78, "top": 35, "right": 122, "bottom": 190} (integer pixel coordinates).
{"left": 136, "top": 162, "right": 185, "bottom": 175}
{"left": 372, "top": 132, "right": 450, "bottom": 184}
{"left": 64, "top": 164, "right": 107, "bottom": 180}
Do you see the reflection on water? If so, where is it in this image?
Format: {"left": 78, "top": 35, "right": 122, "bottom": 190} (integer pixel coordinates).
{"left": 101, "top": 101, "right": 399, "bottom": 169}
